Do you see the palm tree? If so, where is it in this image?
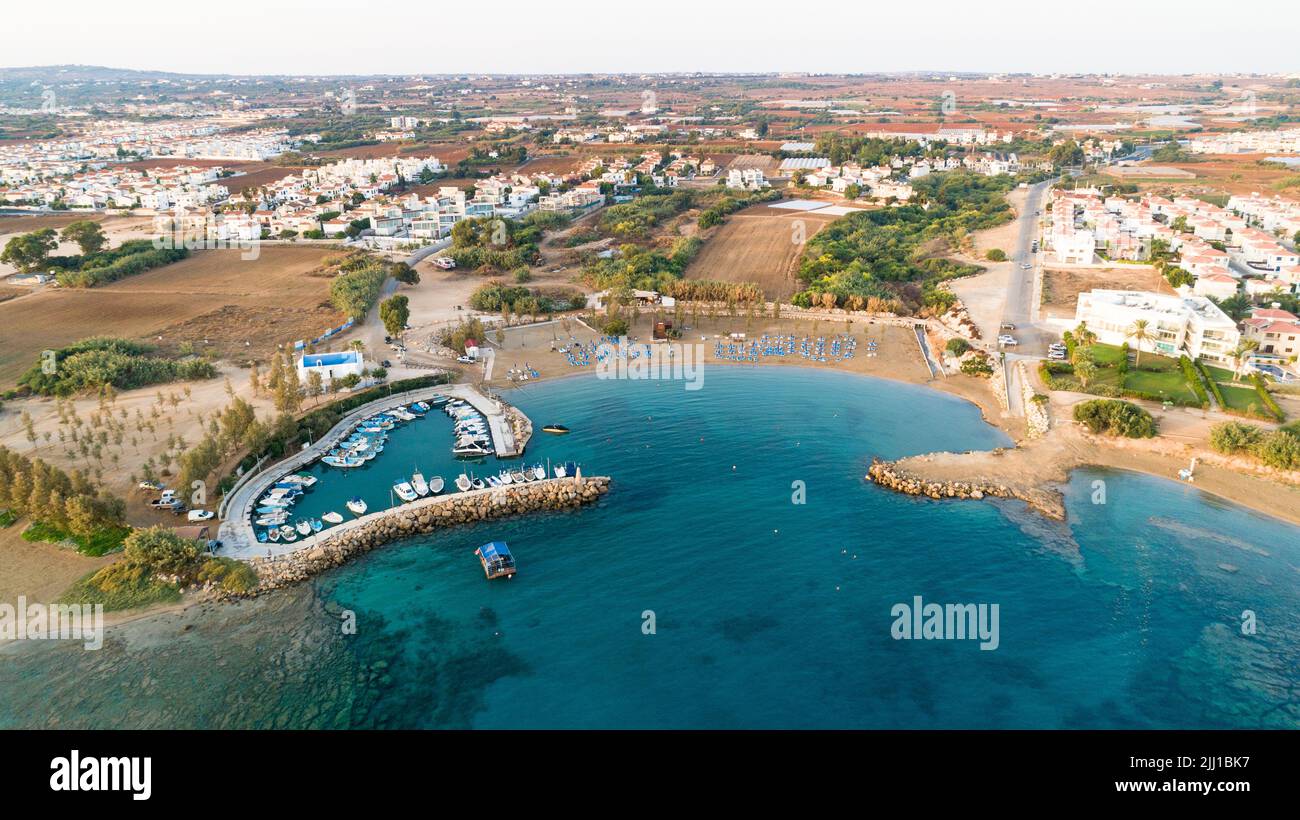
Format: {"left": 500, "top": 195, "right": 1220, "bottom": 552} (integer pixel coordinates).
{"left": 1074, "top": 358, "right": 1098, "bottom": 390}
{"left": 1229, "top": 339, "right": 1259, "bottom": 381}
{"left": 1126, "top": 320, "right": 1153, "bottom": 367}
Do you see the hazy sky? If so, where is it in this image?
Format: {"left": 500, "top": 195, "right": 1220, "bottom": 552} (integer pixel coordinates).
{"left": 6, "top": 0, "right": 1299, "bottom": 76}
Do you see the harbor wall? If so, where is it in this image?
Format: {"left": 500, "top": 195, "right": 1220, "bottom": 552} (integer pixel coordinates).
{"left": 227, "top": 476, "right": 611, "bottom": 598}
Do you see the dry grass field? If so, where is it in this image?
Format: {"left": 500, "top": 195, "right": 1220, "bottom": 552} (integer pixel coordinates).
{"left": 684, "top": 205, "right": 843, "bottom": 300}
{"left": 0, "top": 245, "right": 345, "bottom": 385}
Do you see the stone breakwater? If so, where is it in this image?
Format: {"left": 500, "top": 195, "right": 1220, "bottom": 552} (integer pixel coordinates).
{"left": 227, "top": 477, "right": 611, "bottom": 599}
{"left": 865, "top": 458, "right": 1065, "bottom": 520}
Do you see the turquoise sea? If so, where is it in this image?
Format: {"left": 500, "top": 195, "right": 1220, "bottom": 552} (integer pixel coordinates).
{"left": 2, "top": 367, "right": 1297, "bottom": 728}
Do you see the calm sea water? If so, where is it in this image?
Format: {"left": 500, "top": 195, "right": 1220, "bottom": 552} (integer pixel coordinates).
{"left": 2, "top": 367, "right": 1297, "bottom": 728}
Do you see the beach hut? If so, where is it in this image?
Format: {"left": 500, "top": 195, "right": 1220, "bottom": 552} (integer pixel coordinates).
{"left": 475, "top": 541, "right": 516, "bottom": 579}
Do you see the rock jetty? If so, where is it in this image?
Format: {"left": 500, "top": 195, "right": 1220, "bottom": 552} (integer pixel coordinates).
{"left": 229, "top": 476, "right": 610, "bottom": 599}
{"left": 865, "top": 458, "right": 1064, "bottom": 520}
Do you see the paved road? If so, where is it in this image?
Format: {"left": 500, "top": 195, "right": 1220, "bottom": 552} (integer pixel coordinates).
{"left": 999, "top": 180, "right": 1054, "bottom": 358}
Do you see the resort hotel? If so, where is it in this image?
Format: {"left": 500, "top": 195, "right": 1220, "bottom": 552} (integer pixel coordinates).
{"left": 1073, "top": 289, "right": 1241, "bottom": 365}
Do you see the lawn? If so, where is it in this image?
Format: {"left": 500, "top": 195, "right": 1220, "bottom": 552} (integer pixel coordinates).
{"left": 1204, "top": 364, "right": 1237, "bottom": 383}
{"left": 1045, "top": 343, "right": 1203, "bottom": 406}
{"left": 1217, "top": 384, "right": 1279, "bottom": 420}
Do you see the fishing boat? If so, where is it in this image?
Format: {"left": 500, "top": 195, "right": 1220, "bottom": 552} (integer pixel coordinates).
{"left": 284, "top": 473, "right": 318, "bottom": 487}
{"left": 429, "top": 476, "right": 445, "bottom": 495}
{"left": 532, "top": 465, "right": 547, "bottom": 481}
{"left": 471, "top": 477, "right": 486, "bottom": 490}
{"left": 394, "top": 480, "right": 418, "bottom": 502}
{"left": 498, "top": 471, "right": 514, "bottom": 485}
{"left": 347, "top": 497, "right": 368, "bottom": 516}
{"left": 486, "top": 476, "right": 502, "bottom": 488}
{"left": 322, "top": 511, "right": 344, "bottom": 524}
{"left": 475, "top": 541, "right": 517, "bottom": 579}
{"left": 455, "top": 474, "right": 472, "bottom": 492}
{"left": 295, "top": 520, "right": 312, "bottom": 536}
{"left": 267, "top": 528, "right": 280, "bottom": 542}
{"left": 310, "top": 518, "right": 323, "bottom": 533}
{"left": 542, "top": 424, "right": 570, "bottom": 434}
{"left": 412, "top": 472, "right": 430, "bottom": 497}
{"left": 255, "top": 515, "right": 288, "bottom": 527}
{"left": 414, "top": 401, "right": 432, "bottom": 412}
{"left": 554, "top": 463, "right": 567, "bottom": 478}
{"left": 510, "top": 470, "right": 527, "bottom": 484}
{"left": 279, "top": 525, "right": 298, "bottom": 542}
{"left": 322, "top": 455, "right": 365, "bottom": 468}
{"left": 256, "top": 531, "right": 268, "bottom": 543}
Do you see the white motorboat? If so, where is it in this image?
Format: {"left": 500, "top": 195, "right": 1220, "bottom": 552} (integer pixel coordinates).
{"left": 347, "top": 497, "right": 368, "bottom": 516}
{"left": 429, "top": 476, "right": 445, "bottom": 494}
{"left": 295, "top": 519, "right": 312, "bottom": 536}
{"left": 532, "top": 465, "right": 547, "bottom": 481}
{"left": 412, "top": 472, "right": 430, "bottom": 497}
{"left": 322, "top": 511, "right": 344, "bottom": 524}
{"left": 455, "top": 474, "right": 472, "bottom": 492}
{"left": 394, "top": 481, "right": 418, "bottom": 502}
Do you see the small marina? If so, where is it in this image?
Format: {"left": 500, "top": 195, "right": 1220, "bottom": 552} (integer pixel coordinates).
{"left": 218, "top": 383, "right": 577, "bottom": 558}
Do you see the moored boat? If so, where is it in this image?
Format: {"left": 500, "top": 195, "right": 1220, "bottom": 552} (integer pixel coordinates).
{"left": 322, "top": 511, "right": 344, "bottom": 524}
{"left": 455, "top": 474, "right": 472, "bottom": 492}
{"left": 429, "top": 476, "right": 445, "bottom": 494}
{"left": 412, "top": 472, "right": 430, "bottom": 497}
{"left": 347, "top": 497, "right": 368, "bottom": 516}
{"left": 394, "top": 481, "right": 418, "bottom": 502}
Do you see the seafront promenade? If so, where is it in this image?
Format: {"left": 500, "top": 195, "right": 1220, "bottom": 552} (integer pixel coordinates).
{"left": 217, "top": 382, "right": 522, "bottom": 557}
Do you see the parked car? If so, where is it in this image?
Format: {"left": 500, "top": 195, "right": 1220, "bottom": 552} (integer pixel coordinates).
{"left": 381, "top": 359, "right": 392, "bottom": 368}
{"left": 456, "top": 355, "right": 475, "bottom": 364}
{"left": 187, "top": 509, "right": 214, "bottom": 522}
{"left": 1021, "top": 262, "right": 1033, "bottom": 269}
{"left": 432, "top": 257, "right": 456, "bottom": 270}
{"left": 998, "top": 335, "right": 1019, "bottom": 346}
{"left": 1000, "top": 322, "right": 1016, "bottom": 331}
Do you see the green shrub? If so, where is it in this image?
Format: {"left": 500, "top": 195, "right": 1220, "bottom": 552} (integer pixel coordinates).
{"left": 59, "top": 563, "right": 180, "bottom": 611}
{"left": 960, "top": 352, "right": 994, "bottom": 377}
{"left": 1250, "top": 374, "right": 1286, "bottom": 421}
{"left": 197, "top": 557, "right": 259, "bottom": 594}
{"left": 1180, "top": 356, "right": 1209, "bottom": 408}
{"left": 1072, "top": 399, "right": 1156, "bottom": 438}
{"left": 1209, "top": 421, "right": 1263, "bottom": 454}
{"left": 1253, "top": 430, "right": 1300, "bottom": 470}
{"left": 985, "top": 248, "right": 1007, "bottom": 261}
{"left": 945, "top": 337, "right": 971, "bottom": 357}
{"left": 18, "top": 337, "right": 217, "bottom": 396}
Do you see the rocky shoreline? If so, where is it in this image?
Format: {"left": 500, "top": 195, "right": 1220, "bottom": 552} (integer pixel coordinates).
{"left": 865, "top": 458, "right": 1065, "bottom": 520}
{"left": 224, "top": 476, "right": 611, "bottom": 599}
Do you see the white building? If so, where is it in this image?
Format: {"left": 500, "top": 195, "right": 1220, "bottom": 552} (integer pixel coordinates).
{"left": 1053, "top": 230, "right": 1096, "bottom": 265}
{"left": 1075, "top": 289, "right": 1241, "bottom": 365}
{"left": 726, "top": 168, "right": 768, "bottom": 190}
{"left": 297, "top": 350, "right": 366, "bottom": 385}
